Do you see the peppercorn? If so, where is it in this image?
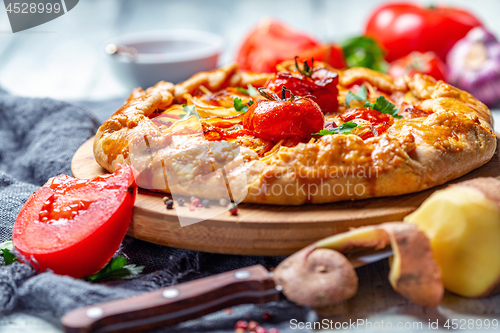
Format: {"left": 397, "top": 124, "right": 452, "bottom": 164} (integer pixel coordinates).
{"left": 228, "top": 203, "right": 238, "bottom": 216}
{"left": 165, "top": 199, "right": 174, "bottom": 209}
{"left": 234, "top": 320, "right": 248, "bottom": 330}
{"left": 247, "top": 321, "right": 259, "bottom": 331}
{"left": 177, "top": 198, "right": 185, "bottom": 206}
{"left": 202, "top": 199, "right": 210, "bottom": 208}
{"left": 254, "top": 326, "right": 267, "bottom": 333}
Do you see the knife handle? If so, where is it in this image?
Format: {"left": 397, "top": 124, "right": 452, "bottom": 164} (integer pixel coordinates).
{"left": 61, "top": 265, "right": 279, "bottom": 333}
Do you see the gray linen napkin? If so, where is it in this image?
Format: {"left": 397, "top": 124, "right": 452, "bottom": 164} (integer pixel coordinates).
{"left": 0, "top": 89, "right": 309, "bottom": 332}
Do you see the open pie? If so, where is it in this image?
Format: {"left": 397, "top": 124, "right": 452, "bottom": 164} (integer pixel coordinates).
{"left": 93, "top": 60, "right": 496, "bottom": 205}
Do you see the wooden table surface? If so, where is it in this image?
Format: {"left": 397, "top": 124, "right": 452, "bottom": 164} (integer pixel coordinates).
{"left": 1, "top": 0, "right": 500, "bottom": 332}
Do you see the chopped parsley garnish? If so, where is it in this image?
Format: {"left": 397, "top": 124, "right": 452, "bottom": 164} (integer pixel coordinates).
{"left": 233, "top": 97, "right": 254, "bottom": 113}
{"left": 345, "top": 84, "right": 367, "bottom": 107}
{"left": 181, "top": 104, "right": 200, "bottom": 120}
{"left": 85, "top": 256, "right": 144, "bottom": 283}
{"left": 236, "top": 88, "right": 248, "bottom": 95}
{"left": 364, "top": 96, "right": 402, "bottom": 119}
{"left": 313, "top": 121, "right": 358, "bottom": 135}
{"left": 236, "top": 84, "right": 259, "bottom": 97}
{"left": 0, "top": 239, "right": 17, "bottom": 265}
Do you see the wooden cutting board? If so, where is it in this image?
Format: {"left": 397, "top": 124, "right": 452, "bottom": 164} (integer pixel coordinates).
{"left": 71, "top": 136, "right": 500, "bottom": 255}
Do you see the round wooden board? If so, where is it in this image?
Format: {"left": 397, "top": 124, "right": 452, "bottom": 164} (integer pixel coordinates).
{"left": 72, "top": 136, "right": 500, "bottom": 255}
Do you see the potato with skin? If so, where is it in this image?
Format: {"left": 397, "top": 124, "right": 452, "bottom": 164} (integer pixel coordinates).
{"left": 274, "top": 222, "right": 442, "bottom": 308}
{"left": 273, "top": 245, "right": 358, "bottom": 308}
{"left": 315, "top": 223, "right": 443, "bottom": 307}
{"left": 405, "top": 177, "right": 500, "bottom": 298}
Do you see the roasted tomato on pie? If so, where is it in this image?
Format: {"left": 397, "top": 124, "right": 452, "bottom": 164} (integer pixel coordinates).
{"left": 243, "top": 86, "right": 324, "bottom": 142}
{"left": 266, "top": 57, "right": 339, "bottom": 114}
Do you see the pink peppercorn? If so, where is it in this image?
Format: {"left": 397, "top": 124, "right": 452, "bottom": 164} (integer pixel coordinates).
{"left": 234, "top": 320, "right": 248, "bottom": 330}
{"left": 248, "top": 320, "right": 259, "bottom": 331}
{"left": 254, "top": 326, "right": 267, "bottom": 333}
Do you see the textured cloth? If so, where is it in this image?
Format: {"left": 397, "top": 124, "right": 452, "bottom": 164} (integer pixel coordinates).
{"left": 0, "top": 89, "right": 310, "bottom": 332}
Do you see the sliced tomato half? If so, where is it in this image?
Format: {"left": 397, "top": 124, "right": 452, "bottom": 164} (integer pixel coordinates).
{"left": 13, "top": 164, "right": 137, "bottom": 278}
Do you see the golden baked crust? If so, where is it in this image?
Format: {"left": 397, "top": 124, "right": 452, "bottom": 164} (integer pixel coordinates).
{"left": 93, "top": 64, "right": 496, "bottom": 205}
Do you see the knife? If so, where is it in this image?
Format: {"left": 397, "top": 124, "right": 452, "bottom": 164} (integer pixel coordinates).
{"left": 61, "top": 248, "right": 392, "bottom": 333}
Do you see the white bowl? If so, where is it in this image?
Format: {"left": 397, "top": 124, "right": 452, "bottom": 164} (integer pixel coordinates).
{"left": 104, "top": 30, "right": 224, "bottom": 89}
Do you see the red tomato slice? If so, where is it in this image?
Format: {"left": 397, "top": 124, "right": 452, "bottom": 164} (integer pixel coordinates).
{"left": 236, "top": 19, "right": 346, "bottom": 72}
{"left": 13, "top": 164, "right": 137, "bottom": 278}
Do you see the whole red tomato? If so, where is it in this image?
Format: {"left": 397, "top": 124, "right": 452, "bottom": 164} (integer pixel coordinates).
{"left": 236, "top": 19, "right": 346, "bottom": 73}
{"left": 266, "top": 59, "right": 339, "bottom": 114}
{"left": 13, "top": 164, "right": 137, "bottom": 278}
{"left": 388, "top": 51, "right": 447, "bottom": 82}
{"left": 365, "top": 3, "right": 482, "bottom": 61}
{"left": 243, "top": 88, "right": 324, "bottom": 142}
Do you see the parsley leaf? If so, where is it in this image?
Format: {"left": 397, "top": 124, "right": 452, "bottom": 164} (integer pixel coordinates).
{"left": 85, "top": 256, "right": 144, "bottom": 283}
{"left": 313, "top": 121, "right": 358, "bottom": 135}
{"left": 0, "top": 239, "right": 17, "bottom": 265}
{"left": 364, "top": 96, "right": 402, "bottom": 119}
{"left": 345, "top": 85, "right": 367, "bottom": 107}
{"left": 233, "top": 98, "right": 254, "bottom": 113}
{"left": 181, "top": 104, "right": 200, "bottom": 120}
{"left": 236, "top": 84, "right": 259, "bottom": 97}
{"left": 236, "top": 87, "right": 248, "bottom": 95}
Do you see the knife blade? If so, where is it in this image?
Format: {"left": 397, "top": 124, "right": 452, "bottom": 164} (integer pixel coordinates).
{"left": 61, "top": 248, "right": 393, "bottom": 333}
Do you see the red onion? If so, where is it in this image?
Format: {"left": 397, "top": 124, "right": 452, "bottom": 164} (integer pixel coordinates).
{"left": 447, "top": 27, "right": 500, "bottom": 107}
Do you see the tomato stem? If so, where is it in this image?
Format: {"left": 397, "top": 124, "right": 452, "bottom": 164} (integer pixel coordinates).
{"left": 258, "top": 86, "right": 315, "bottom": 103}
{"left": 280, "top": 86, "right": 288, "bottom": 100}
{"left": 294, "top": 56, "right": 315, "bottom": 77}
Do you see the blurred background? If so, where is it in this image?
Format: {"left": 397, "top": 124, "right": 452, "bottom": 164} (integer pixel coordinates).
{"left": 0, "top": 0, "right": 499, "bottom": 103}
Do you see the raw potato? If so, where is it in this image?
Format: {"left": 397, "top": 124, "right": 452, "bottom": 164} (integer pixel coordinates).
{"left": 316, "top": 223, "right": 443, "bottom": 307}
{"left": 273, "top": 245, "right": 358, "bottom": 308}
{"left": 405, "top": 177, "right": 500, "bottom": 297}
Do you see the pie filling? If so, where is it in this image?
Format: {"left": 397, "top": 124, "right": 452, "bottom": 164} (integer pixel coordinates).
{"left": 148, "top": 61, "right": 431, "bottom": 160}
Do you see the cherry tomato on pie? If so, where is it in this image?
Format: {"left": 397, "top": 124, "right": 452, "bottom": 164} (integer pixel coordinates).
{"left": 266, "top": 59, "right": 339, "bottom": 114}
{"left": 365, "top": 3, "right": 482, "bottom": 61}
{"left": 236, "top": 19, "right": 346, "bottom": 73}
{"left": 341, "top": 108, "right": 394, "bottom": 139}
{"left": 388, "top": 52, "right": 447, "bottom": 82}
{"left": 13, "top": 164, "right": 137, "bottom": 278}
{"left": 243, "top": 88, "right": 324, "bottom": 142}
